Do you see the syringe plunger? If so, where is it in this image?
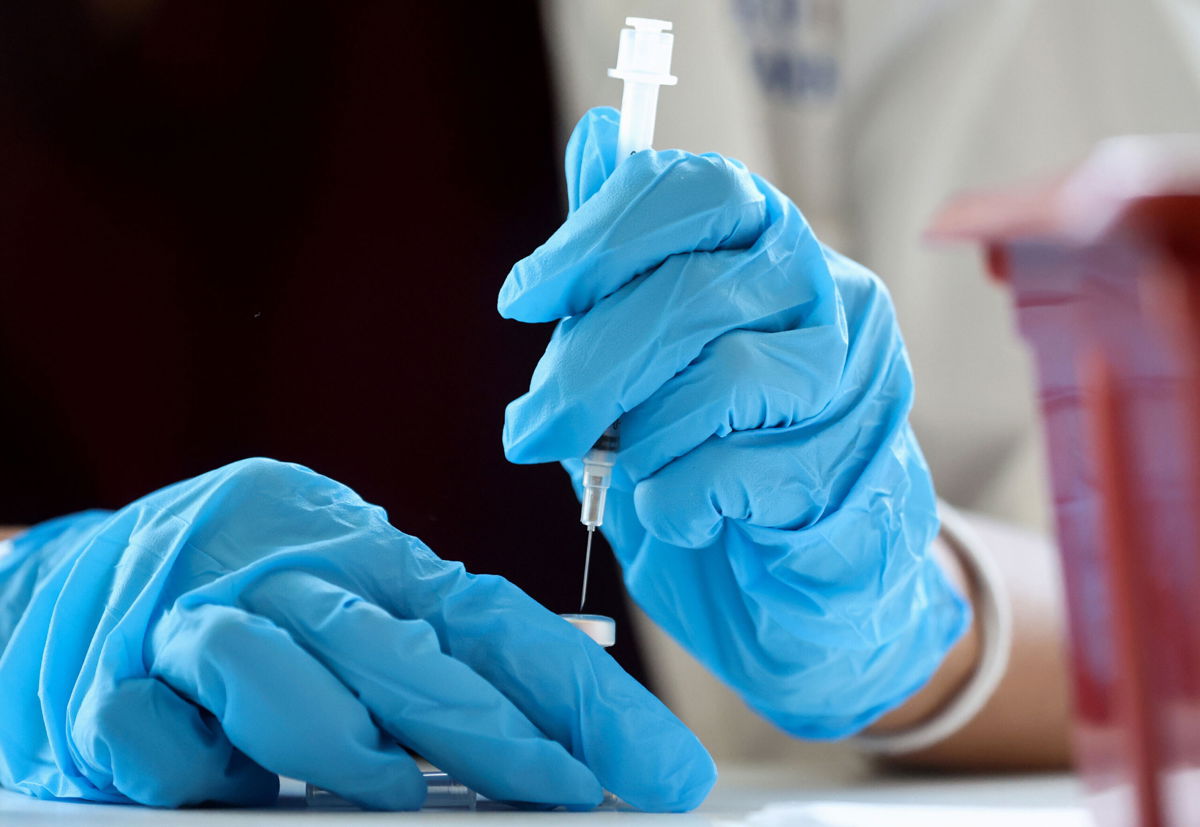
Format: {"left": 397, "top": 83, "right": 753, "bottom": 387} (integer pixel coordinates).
{"left": 607, "top": 17, "right": 677, "bottom": 162}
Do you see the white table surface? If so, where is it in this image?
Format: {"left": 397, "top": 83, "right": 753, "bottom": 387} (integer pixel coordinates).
{"left": 0, "top": 764, "right": 1084, "bottom": 826}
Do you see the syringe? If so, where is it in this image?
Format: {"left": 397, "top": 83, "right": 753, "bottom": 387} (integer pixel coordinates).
{"left": 578, "top": 17, "right": 677, "bottom": 611}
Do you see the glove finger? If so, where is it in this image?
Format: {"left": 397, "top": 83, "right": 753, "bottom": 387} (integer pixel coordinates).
{"left": 504, "top": 191, "right": 837, "bottom": 464}
{"left": 614, "top": 326, "right": 847, "bottom": 487}
{"left": 148, "top": 602, "right": 427, "bottom": 811}
{"left": 498, "top": 151, "right": 767, "bottom": 324}
{"left": 633, "top": 422, "right": 952, "bottom": 657}
{"left": 632, "top": 404, "right": 926, "bottom": 554}
{"left": 624, "top": 257, "right": 921, "bottom": 534}
{"left": 633, "top": 428, "right": 829, "bottom": 549}
{"left": 71, "top": 676, "right": 277, "bottom": 807}
{"left": 359, "top": 562, "right": 715, "bottom": 812}
{"left": 237, "top": 571, "right": 603, "bottom": 810}
{"left": 564, "top": 106, "right": 619, "bottom": 213}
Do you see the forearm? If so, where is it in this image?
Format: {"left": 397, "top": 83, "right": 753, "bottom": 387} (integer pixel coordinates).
{"left": 0, "top": 527, "right": 25, "bottom": 544}
{"left": 867, "top": 511, "right": 1072, "bottom": 769}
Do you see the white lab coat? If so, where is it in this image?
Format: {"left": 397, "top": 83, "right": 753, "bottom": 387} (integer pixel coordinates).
{"left": 540, "top": 0, "right": 1200, "bottom": 763}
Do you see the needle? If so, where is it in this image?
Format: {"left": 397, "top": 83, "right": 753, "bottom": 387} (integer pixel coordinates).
{"left": 579, "top": 526, "right": 595, "bottom": 612}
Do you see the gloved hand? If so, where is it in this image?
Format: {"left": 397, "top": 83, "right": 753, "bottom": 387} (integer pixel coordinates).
{"left": 499, "top": 107, "right": 970, "bottom": 739}
{"left": 0, "top": 458, "right": 714, "bottom": 811}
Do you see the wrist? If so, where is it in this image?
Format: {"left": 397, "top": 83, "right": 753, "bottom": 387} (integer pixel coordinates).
{"left": 854, "top": 501, "right": 1013, "bottom": 754}
{"left": 742, "top": 555, "right": 971, "bottom": 741}
{"left": 865, "top": 537, "right": 981, "bottom": 733}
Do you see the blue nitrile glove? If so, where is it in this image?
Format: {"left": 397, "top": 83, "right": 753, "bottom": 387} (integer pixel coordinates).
{"left": 0, "top": 458, "right": 714, "bottom": 811}
{"left": 499, "top": 107, "right": 970, "bottom": 739}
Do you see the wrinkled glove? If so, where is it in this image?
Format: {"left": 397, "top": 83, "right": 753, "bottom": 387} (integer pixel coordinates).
{"left": 500, "top": 107, "right": 969, "bottom": 739}
{"left": 0, "top": 458, "right": 714, "bottom": 810}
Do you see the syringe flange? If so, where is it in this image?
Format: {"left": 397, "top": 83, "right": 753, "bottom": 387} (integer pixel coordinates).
{"left": 607, "top": 17, "right": 678, "bottom": 87}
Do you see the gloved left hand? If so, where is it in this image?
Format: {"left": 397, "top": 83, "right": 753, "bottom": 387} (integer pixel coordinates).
{"left": 499, "top": 107, "right": 969, "bottom": 739}
{"left": 0, "top": 458, "right": 714, "bottom": 811}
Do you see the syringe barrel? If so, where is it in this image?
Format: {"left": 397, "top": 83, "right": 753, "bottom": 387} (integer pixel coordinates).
{"left": 589, "top": 423, "right": 620, "bottom": 455}
{"left": 617, "top": 81, "right": 661, "bottom": 161}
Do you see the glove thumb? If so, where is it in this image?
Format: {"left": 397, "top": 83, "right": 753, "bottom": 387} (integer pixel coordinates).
{"left": 565, "top": 107, "right": 620, "bottom": 214}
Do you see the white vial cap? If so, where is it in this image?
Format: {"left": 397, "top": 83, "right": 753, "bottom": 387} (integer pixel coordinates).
{"left": 607, "top": 17, "right": 677, "bottom": 86}
{"left": 561, "top": 614, "right": 617, "bottom": 648}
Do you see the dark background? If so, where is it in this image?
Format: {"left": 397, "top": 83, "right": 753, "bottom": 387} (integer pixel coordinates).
{"left": 0, "top": 1, "right": 646, "bottom": 681}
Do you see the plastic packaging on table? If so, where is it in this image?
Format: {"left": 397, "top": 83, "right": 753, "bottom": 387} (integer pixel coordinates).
{"left": 929, "top": 135, "right": 1200, "bottom": 827}
{"left": 306, "top": 772, "right": 477, "bottom": 810}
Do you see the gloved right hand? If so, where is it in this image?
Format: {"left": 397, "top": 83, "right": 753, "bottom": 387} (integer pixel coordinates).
{"left": 0, "top": 458, "right": 715, "bottom": 811}
{"left": 499, "top": 108, "right": 969, "bottom": 739}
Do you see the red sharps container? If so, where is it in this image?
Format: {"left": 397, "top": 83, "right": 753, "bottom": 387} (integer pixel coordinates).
{"left": 929, "top": 136, "right": 1200, "bottom": 827}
